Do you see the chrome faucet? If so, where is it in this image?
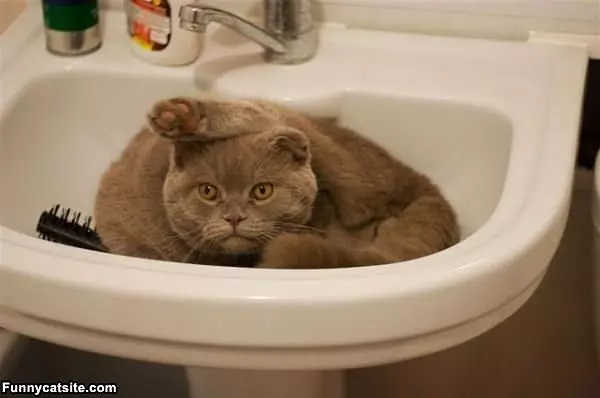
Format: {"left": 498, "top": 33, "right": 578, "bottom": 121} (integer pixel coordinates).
{"left": 178, "top": 0, "right": 318, "bottom": 64}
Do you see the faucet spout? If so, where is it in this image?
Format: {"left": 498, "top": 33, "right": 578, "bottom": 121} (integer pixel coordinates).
{"left": 178, "top": 1, "right": 318, "bottom": 64}
{"left": 179, "top": 6, "right": 287, "bottom": 54}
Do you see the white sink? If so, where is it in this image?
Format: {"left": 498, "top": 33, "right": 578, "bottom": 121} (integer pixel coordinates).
{"left": 0, "top": 4, "right": 588, "bottom": 398}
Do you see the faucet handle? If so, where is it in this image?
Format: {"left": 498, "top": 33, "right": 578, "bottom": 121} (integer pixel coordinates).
{"left": 178, "top": 1, "right": 318, "bottom": 64}
{"left": 264, "top": 0, "right": 318, "bottom": 63}
{"left": 264, "top": 0, "right": 316, "bottom": 37}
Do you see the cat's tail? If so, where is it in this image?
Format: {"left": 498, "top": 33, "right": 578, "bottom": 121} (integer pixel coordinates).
{"left": 305, "top": 183, "right": 460, "bottom": 268}
{"left": 369, "top": 182, "right": 460, "bottom": 263}
{"left": 259, "top": 233, "right": 396, "bottom": 269}
{"left": 260, "top": 182, "right": 460, "bottom": 269}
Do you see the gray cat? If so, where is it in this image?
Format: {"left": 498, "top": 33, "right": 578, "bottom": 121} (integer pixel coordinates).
{"left": 94, "top": 97, "right": 459, "bottom": 268}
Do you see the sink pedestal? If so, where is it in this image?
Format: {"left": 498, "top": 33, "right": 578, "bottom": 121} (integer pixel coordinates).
{"left": 185, "top": 367, "right": 344, "bottom": 398}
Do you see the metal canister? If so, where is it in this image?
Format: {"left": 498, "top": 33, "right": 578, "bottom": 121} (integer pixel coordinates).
{"left": 42, "top": 0, "right": 102, "bottom": 56}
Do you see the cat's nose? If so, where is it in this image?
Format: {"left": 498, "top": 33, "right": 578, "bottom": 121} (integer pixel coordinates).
{"left": 223, "top": 214, "right": 248, "bottom": 227}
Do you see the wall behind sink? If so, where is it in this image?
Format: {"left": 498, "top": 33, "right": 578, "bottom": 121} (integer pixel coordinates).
{"left": 196, "top": 0, "right": 600, "bottom": 40}
{"left": 1, "top": 0, "right": 598, "bottom": 42}
{"left": 0, "top": 0, "right": 26, "bottom": 35}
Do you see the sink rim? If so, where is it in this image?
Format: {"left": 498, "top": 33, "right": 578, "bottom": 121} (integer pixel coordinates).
{"left": 0, "top": 6, "right": 588, "bottom": 363}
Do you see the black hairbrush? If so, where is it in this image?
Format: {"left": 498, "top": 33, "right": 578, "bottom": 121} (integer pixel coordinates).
{"left": 36, "top": 205, "right": 108, "bottom": 252}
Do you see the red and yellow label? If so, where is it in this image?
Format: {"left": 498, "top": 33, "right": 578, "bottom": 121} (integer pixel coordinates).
{"left": 126, "top": 0, "right": 171, "bottom": 51}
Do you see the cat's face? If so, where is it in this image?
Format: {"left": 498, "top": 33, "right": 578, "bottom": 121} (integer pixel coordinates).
{"left": 163, "top": 127, "right": 318, "bottom": 257}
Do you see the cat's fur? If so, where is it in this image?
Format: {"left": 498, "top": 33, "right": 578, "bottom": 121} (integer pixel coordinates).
{"left": 94, "top": 97, "right": 460, "bottom": 268}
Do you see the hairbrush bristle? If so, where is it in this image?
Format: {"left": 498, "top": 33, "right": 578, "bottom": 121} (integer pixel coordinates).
{"left": 36, "top": 204, "right": 107, "bottom": 252}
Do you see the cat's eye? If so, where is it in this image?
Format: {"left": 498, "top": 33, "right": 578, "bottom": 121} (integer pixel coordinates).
{"left": 197, "top": 183, "right": 219, "bottom": 202}
{"left": 251, "top": 183, "right": 274, "bottom": 201}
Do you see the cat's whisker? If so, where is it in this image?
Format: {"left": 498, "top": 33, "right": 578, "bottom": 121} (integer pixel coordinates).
{"left": 183, "top": 243, "right": 201, "bottom": 263}
{"left": 202, "top": 230, "right": 224, "bottom": 243}
{"left": 276, "top": 222, "right": 326, "bottom": 236}
{"left": 170, "top": 228, "right": 204, "bottom": 240}
{"left": 182, "top": 235, "right": 215, "bottom": 263}
{"left": 144, "top": 227, "right": 207, "bottom": 261}
{"left": 162, "top": 229, "right": 204, "bottom": 245}
{"left": 255, "top": 234, "right": 273, "bottom": 245}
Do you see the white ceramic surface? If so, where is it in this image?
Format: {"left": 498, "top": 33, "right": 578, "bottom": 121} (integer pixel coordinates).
{"left": 0, "top": 6, "right": 589, "bottom": 371}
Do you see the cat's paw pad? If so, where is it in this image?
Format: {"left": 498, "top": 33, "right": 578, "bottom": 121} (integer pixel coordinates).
{"left": 147, "top": 98, "right": 206, "bottom": 140}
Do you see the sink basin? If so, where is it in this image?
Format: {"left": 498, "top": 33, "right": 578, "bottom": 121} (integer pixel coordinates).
{"left": 0, "top": 73, "right": 510, "bottom": 239}
{"left": 0, "top": 3, "right": 588, "bottom": 393}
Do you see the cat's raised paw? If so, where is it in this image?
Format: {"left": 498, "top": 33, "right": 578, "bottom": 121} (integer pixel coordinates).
{"left": 147, "top": 98, "right": 207, "bottom": 141}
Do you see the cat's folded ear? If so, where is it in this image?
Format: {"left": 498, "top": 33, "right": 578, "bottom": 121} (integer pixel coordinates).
{"left": 262, "top": 127, "right": 311, "bottom": 165}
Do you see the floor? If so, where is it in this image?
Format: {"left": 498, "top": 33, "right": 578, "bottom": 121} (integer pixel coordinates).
{"left": 5, "top": 339, "right": 189, "bottom": 398}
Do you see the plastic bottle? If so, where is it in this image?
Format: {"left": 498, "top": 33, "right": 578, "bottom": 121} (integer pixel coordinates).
{"left": 42, "top": 0, "right": 102, "bottom": 56}
{"left": 125, "top": 0, "right": 203, "bottom": 66}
